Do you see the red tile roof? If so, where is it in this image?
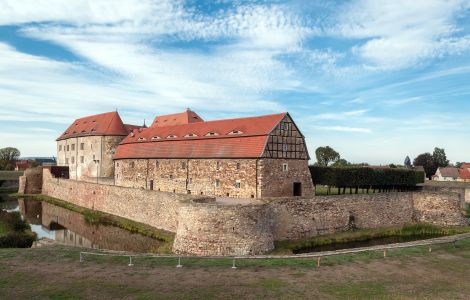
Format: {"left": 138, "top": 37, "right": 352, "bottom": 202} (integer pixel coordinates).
{"left": 114, "top": 112, "right": 287, "bottom": 159}
{"left": 459, "top": 168, "right": 470, "bottom": 180}
{"left": 460, "top": 163, "right": 470, "bottom": 170}
{"left": 150, "top": 109, "right": 204, "bottom": 127}
{"left": 57, "top": 112, "right": 134, "bottom": 141}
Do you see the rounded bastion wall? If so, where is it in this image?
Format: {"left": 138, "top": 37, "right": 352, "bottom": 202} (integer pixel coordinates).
{"left": 173, "top": 201, "right": 274, "bottom": 256}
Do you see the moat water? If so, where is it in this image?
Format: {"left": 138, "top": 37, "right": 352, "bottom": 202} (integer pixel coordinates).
{"left": 0, "top": 193, "right": 164, "bottom": 253}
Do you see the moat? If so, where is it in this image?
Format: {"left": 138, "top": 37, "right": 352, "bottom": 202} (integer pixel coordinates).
{"left": 0, "top": 193, "right": 163, "bottom": 253}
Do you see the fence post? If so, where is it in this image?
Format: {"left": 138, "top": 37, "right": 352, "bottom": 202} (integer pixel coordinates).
{"left": 79, "top": 252, "right": 83, "bottom": 263}
{"left": 317, "top": 257, "right": 321, "bottom": 268}
{"left": 176, "top": 257, "right": 183, "bottom": 268}
{"left": 128, "top": 256, "right": 134, "bottom": 267}
{"left": 232, "top": 258, "right": 237, "bottom": 269}
{"left": 428, "top": 246, "right": 432, "bottom": 253}
{"left": 383, "top": 249, "right": 387, "bottom": 258}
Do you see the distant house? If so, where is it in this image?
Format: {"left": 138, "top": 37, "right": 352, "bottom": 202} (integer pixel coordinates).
{"left": 15, "top": 160, "right": 30, "bottom": 171}
{"left": 459, "top": 163, "right": 470, "bottom": 182}
{"left": 433, "top": 167, "right": 460, "bottom": 181}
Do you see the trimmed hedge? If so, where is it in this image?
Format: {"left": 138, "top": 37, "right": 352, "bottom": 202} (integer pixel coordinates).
{"left": 310, "top": 166, "right": 425, "bottom": 193}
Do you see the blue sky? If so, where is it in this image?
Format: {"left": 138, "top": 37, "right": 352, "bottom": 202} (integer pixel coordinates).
{"left": 0, "top": 0, "right": 470, "bottom": 164}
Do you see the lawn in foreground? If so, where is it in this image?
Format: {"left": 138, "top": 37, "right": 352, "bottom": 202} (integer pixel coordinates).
{"left": 0, "top": 239, "right": 469, "bottom": 299}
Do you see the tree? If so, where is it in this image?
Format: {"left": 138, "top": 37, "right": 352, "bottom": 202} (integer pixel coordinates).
{"left": 315, "top": 146, "right": 340, "bottom": 166}
{"left": 331, "top": 158, "right": 350, "bottom": 167}
{"left": 404, "top": 156, "right": 412, "bottom": 168}
{"left": 432, "top": 147, "right": 449, "bottom": 168}
{"left": 0, "top": 147, "right": 20, "bottom": 170}
{"left": 413, "top": 153, "right": 436, "bottom": 179}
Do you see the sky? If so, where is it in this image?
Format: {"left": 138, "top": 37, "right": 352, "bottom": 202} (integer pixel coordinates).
{"left": 0, "top": 0, "right": 469, "bottom": 164}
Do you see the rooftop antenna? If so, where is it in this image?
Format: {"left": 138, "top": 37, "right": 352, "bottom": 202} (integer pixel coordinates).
{"left": 143, "top": 119, "right": 147, "bottom": 128}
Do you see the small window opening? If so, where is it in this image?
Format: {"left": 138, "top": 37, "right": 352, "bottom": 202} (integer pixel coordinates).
{"left": 236, "top": 163, "right": 241, "bottom": 171}
{"left": 283, "top": 163, "right": 288, "bottom": 172}
{"left": 235, "top": 180, "right": 241, "bottom": 189}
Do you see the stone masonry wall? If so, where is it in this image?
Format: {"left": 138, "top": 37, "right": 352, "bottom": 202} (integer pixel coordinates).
{"left": 173, "top": 200, "right": 275, "bottom": 255}
{"left": 18, "top": 167, "right": 43, "bottom": 194}
{"left": 41, "top": 168, "right": 200, "bottom": 232}
{"left": 20, "top": 168, "right": 469, "bottom": 256}
{"left": 413, "top": 191, "right": 468, "bottom": 226}
{"left": 115, "top": 158, "right": 258, "bottom": 198}
{"left": 268, "top": 193, "right": 414, "bottom": 240}
{"left": 258, "top": 159, "right": 314, "bottom": 198}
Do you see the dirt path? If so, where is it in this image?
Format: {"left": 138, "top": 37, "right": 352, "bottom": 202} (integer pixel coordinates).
{"left": 1, "top": 243, "right": 469, "bottom": 299}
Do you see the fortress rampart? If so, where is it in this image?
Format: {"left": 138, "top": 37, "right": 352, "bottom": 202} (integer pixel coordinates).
{"left": 18, "top": 168, "right": 469, "bottom": 256}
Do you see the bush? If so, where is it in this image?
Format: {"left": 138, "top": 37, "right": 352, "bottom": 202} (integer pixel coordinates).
{"left": 0, "top": 231, "right": 36, "bottom": 248}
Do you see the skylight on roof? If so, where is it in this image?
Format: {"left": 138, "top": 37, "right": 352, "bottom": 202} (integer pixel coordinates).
{"left": 138, "top": 137, "right": 146, "bottom": 141}
{"left": 228, "top": 130, "right": 243, "bottom": 135}
{"left": 205, "top": 132, "right": 219, "bottom": 136}
{"left": 185, "top": 133, "right": 198, "bottom": 137}
{"left": 151, "top": 136, "right": 161, "bottom": 140}
{"left": 167, "top": 134, "right": 177, "bottom": 138}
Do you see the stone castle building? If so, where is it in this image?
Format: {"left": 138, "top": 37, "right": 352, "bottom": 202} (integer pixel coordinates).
{"left": 58, "top": 109, "right": 314, "bottom": 198}
{"left": 56, "top": 111, "right": 139, "bottom": 180}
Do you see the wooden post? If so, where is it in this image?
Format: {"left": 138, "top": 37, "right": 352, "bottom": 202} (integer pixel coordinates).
{"left": 317, "top": 257, "right": 321, "bottom": 268}
{"left": 383, "top": 249, "right": 387, "bottom": 258}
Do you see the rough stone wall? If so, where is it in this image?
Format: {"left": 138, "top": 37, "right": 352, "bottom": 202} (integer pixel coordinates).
{"left": 18, "top": 167, "right": 43, "bottom": 194}
{"left": 268, "top": 193, "right": 414, "bottom": 240}
{"left": 57, "top": 135, "right": 124, "bottom": 180}
{"left": 42, "top": 168, "right": 199, "bottom": 232}
{"left": 115, "top": 158, "right": 258, "bottom": 198}
{"left": 413, "top": 191, "right": 468, "bottom": 226}
{"left": 173, "top": 200, "right": 274, "bottom": 256}
{"left": 258, "top": 159, "right": 314, "bottom": 198}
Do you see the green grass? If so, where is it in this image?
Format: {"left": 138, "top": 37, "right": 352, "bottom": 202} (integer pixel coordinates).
{"left": 271, "top": 223, "right": 470, "bottom": 255}
{"left": 11, "top": 193, "right": 175, "bottom": 253}
{"left": 0, "top": 171, "right": 23, "bottom": 181}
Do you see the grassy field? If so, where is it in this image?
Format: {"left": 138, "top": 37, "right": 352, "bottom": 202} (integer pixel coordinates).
{"left": 0, "top": 240, "right": 469, "bottom": 299}
{"left": 0, "top": 171, "right": 23, "bottom": 181}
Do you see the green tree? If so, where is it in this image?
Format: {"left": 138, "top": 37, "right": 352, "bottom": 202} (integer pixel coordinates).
{"left": 315, "top": 146, "right": 340, "bottom": 166}
{"left": 331, "top": 158, "right": 350, "bottom": 167}
{"left": 432, "top": 147, "right": 449, "bottom": 168}
{"left": 413, "top": 153, "right": 436, "bottom": 179}
{"left": 0, "top": 147, "right": 21, "bottom": 170}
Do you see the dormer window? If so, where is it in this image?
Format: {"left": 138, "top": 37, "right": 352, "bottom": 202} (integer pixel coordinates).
{"left": 81, "top": 130, "right": 86, "bottom": 133}
{"left": 185, "top": 133, "right": 197, "bottom": 138}
{"left": 205, "top": 132, "right": 219, "bottom": 136}
{"left": 167, "top": 134, "right": 177, "bottom": 138}
{"left": 137, "top": 137, "right": 146, "bottom": 141}
{"left": 91, "top": 129, "right": 96, "bottom": 132}
{"left": 72, "top": 131, "right": 77, "bottom": 134}
{"left": 228, "top": 130, "right": 243, "bottom": 135}
{"left": 151, "top": 136, "right": 161, "bottom": 140}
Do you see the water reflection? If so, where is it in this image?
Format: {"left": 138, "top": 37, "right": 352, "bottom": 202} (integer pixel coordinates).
{"left": 1, "top": 197, "right": 164, "bottom": 253}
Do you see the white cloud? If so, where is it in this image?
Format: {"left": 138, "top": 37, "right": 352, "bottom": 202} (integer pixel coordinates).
{"left": 314, "top": 126, "right": 372, "bottom": 133}
{"left": 332, "top": 0, "right": 470, "bottom": 70}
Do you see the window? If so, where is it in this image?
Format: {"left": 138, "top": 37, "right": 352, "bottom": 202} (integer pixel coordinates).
{"left": 283, "top": 123, "right": 291, "bottom": 131}
{"left": 65, "top": 158, "right": 69, "bottom": 165}
{"left": 182, "top": 162, "right": 186, "bottom": 169}
{"left": 283, "top": 144, "right": 288, "bottom": 152}
{"left": 71, "top": 157, "right": 75, "bottom": 164}
{"left": 80, "top": 143, "right": 84, "bottom": 150}
{"left": 137, "top": 137, "right": 146, "bottom": 141}
{"left": 228, "top": 130, "right": 243, "bottom": 135}
{"left": 215, "top": 179, "right": 220, "bottom": 188}
{"left": 283, "top": 163, "right": 288, "bottom": 172}
{"left": 236, "top": 163, "right": 241, "bottom": 171}
{"left": 151, "top": 136, "right": 161, "bottom": 140}
{"left": 80, "top": 156, "right": 84, "bottom": 163}
{"left": 59, "top": 145, "right": 62, "bottom": 151}
{"left": 169, "top": 174, "right": 173, "bottom": 180}
{"left": 216, "top": 161, "right": 220, "bottom": 171}
{"left": 117, "top": 162, "right": 119, "bottom": 167}
{"left": 71, "top": 144, "right": 75, "bottom": 151}
{"left": 206, "top": 132, "right": 219, "bottom": 136}
{"left": 235, "top": 180, "right": 241, "bottom": 189}
{"left": 167, "top": 134, "right": 177, "bottom": 138}
{"left": 188, "top": 178, "right": 193, "bottom": 184}
{"left": 184, "top": 133, "right": 197, "bottom": 137}
{"left": 155, "top": 160, "right": 159, "bottom": 168}
{"left": 92, "top": 154, "right": 95, "bottom": 160}
{"left": 67, "top": 145, "right": 70, "bottom": 151}
{"left": 130, "top": 161, "right": 135, "bottom": 168}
